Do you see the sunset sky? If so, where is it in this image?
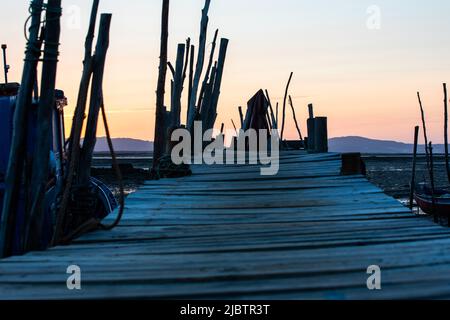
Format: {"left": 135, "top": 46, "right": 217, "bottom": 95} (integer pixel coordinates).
{"left": 2, "top": 0, "right": 450, "bottom": 143}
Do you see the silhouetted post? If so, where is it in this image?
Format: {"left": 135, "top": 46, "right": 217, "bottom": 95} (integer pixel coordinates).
{"left": 197, "top": 29, "right": 218, "bottom": 109}
{"left": 187, "top": 0, "right": 211, "bottom": 130}
{"left": 281, "top": 72, "right": 293, "bottom": 141}
{"left": 314, "top": 117, "right": 328, "bottom": 153}
{"left": 307, "top": 103, "right": 315, "bottom": 152}
{"left": 153, "top": 0, "right": 170, "bottom": 169}
{"left": 171, "top": 43, "right": 186, "bottom": 127}
{"left": 206, "top": 38, "right": 229, "bottom": 130}
{"left": 444, "top": 83, "right": 450, "bottom": 183}
{"left": 25, "top": 0, "right": 62, "bottom": 251}
{"left": 52, "top": 0, "right": 100, "bottom": 246}
{"left": 188, "top": 45, "right": 195, "bottom": 114}
{"left": 265, "top": 90, "right": 277, "bottom": 129}
{"left": 276, "top": 102, "right": 279, "bottom": 130}
{"left": 0, "top": 0, "right": 44, "bottom": 258}
{"left": 238, "top": 106, "right": 244, "bottom": 128}
{"left": 288, "top": 95, "right": 303, "bottom": 140}
{"left": 429, "top": 142, "right": 437, "bottom": 223}
{"left": 79, "top": 14, "right": 112, "bottom": 186}
{"left": 409, "top": 126, "right": 419, "bottom": 210}
{"left": 1, "top": 44, "right": 8, "bottom": 83}
{"left": 417, "top": 92, "right": 430, "bottom": 171}
{"left": 182, "top": 38, "right": 190, "bottom": 85}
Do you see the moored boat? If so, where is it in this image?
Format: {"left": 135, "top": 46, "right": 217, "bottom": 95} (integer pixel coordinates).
{"left": 414, "top": 183, "right": 450, "bottom": 216}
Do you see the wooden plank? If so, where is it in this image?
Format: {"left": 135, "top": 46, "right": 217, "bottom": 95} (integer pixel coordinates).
{"left": 2, "top": 151, "right": 450, "bottom": 300}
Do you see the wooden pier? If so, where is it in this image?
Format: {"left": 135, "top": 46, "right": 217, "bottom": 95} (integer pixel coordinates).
{"left": 2, "top": 151, "right": 450, "bottom": 299}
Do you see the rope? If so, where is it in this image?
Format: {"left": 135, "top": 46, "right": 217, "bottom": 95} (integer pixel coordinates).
{"left": 59, "top": 97, "right": 125, "bottom": 244}
{"left": 98, "top": 98, "right": 125, "bottom": 230}
{"left": 23, "top": 1, "right": 62, "bottom": 63}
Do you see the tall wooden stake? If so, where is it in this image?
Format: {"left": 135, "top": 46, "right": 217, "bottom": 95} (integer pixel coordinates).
{"left": 152, "top": 0, "right": 170, "bottom": 168}
{"left": 288, "top": 95, "right": 303, "bottom": 140}
{"left": 206, "top": 38, "right": 229, "bottom": 130}
{"left": 238, "top": 106, "right": 244, "bottom": 128}
{"left": 25, "top": 0, "right": 62, "bottom": 251}
{"left": 79, "top": 14, "right": 112, "bottom": 185}
{"left": 409, "top": 126, "right": 419, "bottom": 210}
{"left": 417, "top": 92, "right": 430, "bottom": 170}
{"left": 281, "top": 72, "right": 293, "bottom": 141}
{"left": 52, "top": 0, "right": 100, "bottom": 246}
{"left": 188, "top": 45, "right": 195, "bottom": 116}
{"left": 198, "top": 29, "right": 218, "bottom": 110}
{"left": 265, "top": 90, "right": 277, "bottom": 130}
{"left": 170, "top": 43, "right": 186, "bottom": 127}
{"left": 187, "top": 0, "right": 211, "bottom": 130}
{"left": 444, "top": 83, "right": 450, "bottom": 183}
{"left": 429, "top": 142, "right": 437, "bottom": 222}
{"left": 0, "top": 0, "right": 44, "bottom": 258}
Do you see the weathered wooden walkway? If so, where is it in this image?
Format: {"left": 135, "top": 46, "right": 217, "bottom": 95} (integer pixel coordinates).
{"left": 2, "top": 151, "right": 450, "bottom": 299}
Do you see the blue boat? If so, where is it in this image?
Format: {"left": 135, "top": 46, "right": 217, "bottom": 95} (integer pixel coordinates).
{"left": 0, "top": 81, "right": 117, "bottom": 253}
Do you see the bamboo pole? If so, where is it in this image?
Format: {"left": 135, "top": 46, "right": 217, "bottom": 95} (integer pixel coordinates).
{"left": 79, "top": 14, "right": 112, "bottom": 186}
{"left": 52, "top": 0, "right": 100, "bottom": 246}
{"left": 409, "top": 126, "right": 419, "bottom": 210}
{"left": 170, "top": 43, "right": 186, "bottom": 127}
{"left": 444, "top": 83, "right": 450, "bottom": 183}
{"left": 0, "top": 0, "right": 44, "bottom": 258}
{"left": 25, "top": 0, "right": 62, "bottom": 251}
{"left": 152, "top": 0, "right": 170, "bottom": 168}
{"left": 288, "top": 95, "right": 303, "bottom": 140}
{"left": 187, "top": 0, "right": 211, "bottom": 130}
{"left": 280, "top": 72, "right": 293, "bottom": 141}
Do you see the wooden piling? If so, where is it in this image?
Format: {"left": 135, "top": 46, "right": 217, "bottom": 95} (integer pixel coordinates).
{"left": 187, "top": 0, "right": 211, "bottom": 130}
{"left": 197, "top": 29, "right": 218, "bottom": 109}
{"left": 280, "top": 72, "right": 293, "bottom": 141}
{"left": 52, "top": 0, "right": 100, "bottom": 246}
{"left": 79, "top": 14, "right": 112, "bottom": 186}
{"left": 152, "top": 0, "right": 170, "bottom": 168}
{"left": 417, "top": 92, "right": 430, "bottom": 170}
{"left": 238, "top": 106, "right": 244, "bottom": 128}
{"left": 313, "top": 117, "right": 328, "bottom": 153}
{"left": 188, "top": 44, "right": 195, "bottom": 112}
{"left": 444, "top": 83, "right": 450, "bottom": 183}
{"left": 409, "top": 126, "right": 419, "bottom": 210}
{"left": 306, "top": 104, "right": 315, "bottom": 152}
{"left": 25, "top": 0, "right": 62, "bottom": 251}
{"left": 0, "top": 0, "right": 45, "bottom": 258}
{"left": 341, "top": 153, "right": 366, "bottom": 176}
{"left": 429, "top": 142, "right": 438, "bottom": 222}
{"left": 170, "top": 43, "right": 186, "bottom": 127}
{"left": 288, "top": 95, "right": 303, "bottom": 140}
{"left": 206, "top": 38, "right": 229, "bottom": 130}
{"left": 265, "top": 90, "right": 277, "bottom": 130}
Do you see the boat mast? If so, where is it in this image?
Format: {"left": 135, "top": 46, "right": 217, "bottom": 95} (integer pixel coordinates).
{"left": 1, "top": 44, "right": 8, "bottom": 84}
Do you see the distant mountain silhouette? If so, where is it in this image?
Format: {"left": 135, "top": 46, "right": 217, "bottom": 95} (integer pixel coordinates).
{"left": 93, "top": 136, "right": 443, "bottom": 154}
{"left": 329, "top": 136, "right": 445, "bottom": 154}
{"left": 94, "top": 137, "right": 153, "bottom": 152}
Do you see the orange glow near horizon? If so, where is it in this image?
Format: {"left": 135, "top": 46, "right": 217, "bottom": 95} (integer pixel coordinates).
{"left": 2, "top": 0, "right": 450, "bottom": 144}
